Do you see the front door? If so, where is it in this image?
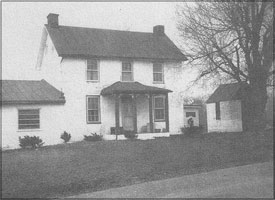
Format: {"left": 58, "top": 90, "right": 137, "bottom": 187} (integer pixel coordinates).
{"left": 122, "top": 96, "right": 134, "bottom": 131}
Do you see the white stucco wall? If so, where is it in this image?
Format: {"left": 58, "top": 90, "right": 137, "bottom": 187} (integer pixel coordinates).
{"left": 1, "top": 104, "right": 65, "bottom": 149}
{"left": 206, "top": 100, "right": 243, "bottom": 133}
{"left": 32, "top": 32, "right": 185, "bottom": 143}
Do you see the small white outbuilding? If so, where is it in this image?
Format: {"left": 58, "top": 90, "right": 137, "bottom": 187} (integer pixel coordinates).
{"left": 206, "top": 82, "right": 250, "bottom": 133}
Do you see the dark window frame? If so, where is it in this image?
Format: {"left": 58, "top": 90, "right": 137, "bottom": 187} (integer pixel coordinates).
{"left": 153, "top": 95, "right": 165, "bottom": 122}
{"left": 87, "top": 59, "right": 99, "bottom": 82}
{"left": 121, "top": 61, "right": 133, "bottom": 82}
{"left": 86, "top": 95, "right": 101, "bottom": 124}
{"left": 186, "top": 111, "right": 196, "bottom": 118}
{"left": 18, "top": 109, "right": 40, "bottom": 130}
{"left": 153, "top": 63, "right": 164, "bottom": 83}
{"left": 215, "top": 102, "right": 221, "bottom": 120}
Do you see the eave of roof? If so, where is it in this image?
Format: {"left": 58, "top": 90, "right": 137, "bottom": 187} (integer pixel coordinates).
{"left": 1, "top": 79, "right": 66, "bottom": 105}
{"left": 1, "top": 100, "right": 65, "bottom": 105}
{"left": 101, "top": 81, "right": 172, "bottom": 95}
{"left": 206, "top": 82, "right": 250, "bottom": 103}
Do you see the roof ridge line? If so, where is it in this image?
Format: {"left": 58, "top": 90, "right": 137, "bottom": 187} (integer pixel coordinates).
{"left": 45, "top": 24, "right": 154, "bottom": 35}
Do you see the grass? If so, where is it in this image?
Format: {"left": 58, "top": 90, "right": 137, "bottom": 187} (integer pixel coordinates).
{"left": 2, "top": 130, "right": 273, "bottom": 198}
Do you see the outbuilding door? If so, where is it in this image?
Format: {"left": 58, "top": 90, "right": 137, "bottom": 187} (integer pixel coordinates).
{"left": 184, "top": 109, "right": 200, "bottom": 127}
{"left": 122, "top": 96, "right": 134, "bottom": 131}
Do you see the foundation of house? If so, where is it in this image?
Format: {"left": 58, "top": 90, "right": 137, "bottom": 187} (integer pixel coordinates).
{"left": 103, "top": 132, "right": 171, "bottom": 140}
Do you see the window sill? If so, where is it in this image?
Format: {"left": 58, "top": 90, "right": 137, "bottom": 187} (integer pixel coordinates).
{"left": 153, "top": 82, "right": 164, "bottom": 84}
{"left": 154, "top": 119, "right": 165, "bottom": 122}
{"left": 87, "top": 80, "right": 100, "bottom": 83}
{"left": 17, "top": 129, "right": 42, "bottom": 132}
{"left": 87, "top": 122, "right": 102, "bottom": 124}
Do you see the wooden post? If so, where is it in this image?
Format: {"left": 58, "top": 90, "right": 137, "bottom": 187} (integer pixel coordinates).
{"left": 115, "top": 94, "right": 120, "bottom": 140}
{"left": 133, "top": 94, "right": 138, "bottom": 133}
{"left": 165, "top": 93, "right": 169, "bottom": 132}
{"left": 149, "top": 93, "right": 154, "bottom": 133}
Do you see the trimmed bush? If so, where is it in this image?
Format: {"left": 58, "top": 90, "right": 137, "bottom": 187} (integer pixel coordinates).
{"left": 123, "top": 130, "right": 138, "bottom": 139}
{"left": 84, "top": 133, "right": 103, "bottom": 142}
{"left": 19, "top": 136, "right": 44, "bottom": 149}
{"left": 60, "top": 131, "right": 71, "bottom": 143}
{"left": 181, "top": 126, "right": 203, "bottom": 135}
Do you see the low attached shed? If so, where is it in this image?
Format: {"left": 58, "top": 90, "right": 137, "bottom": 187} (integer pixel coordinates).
{"left": 1, "top": 79, "right": 66, "bottom": 149}
{"left": 206, "top": 82, "right": 250, "bottom": 133}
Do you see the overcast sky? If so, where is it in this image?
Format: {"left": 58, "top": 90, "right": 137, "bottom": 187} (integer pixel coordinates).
{"left": 2, "top": 2, "right": 210, "bottom": 97}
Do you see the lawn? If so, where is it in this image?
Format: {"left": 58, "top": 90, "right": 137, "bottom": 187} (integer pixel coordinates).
{"left": 2, "top": 130, "right": 273, "bottom": 198}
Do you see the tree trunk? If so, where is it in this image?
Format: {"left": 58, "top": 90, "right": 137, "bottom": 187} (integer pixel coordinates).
{"left": 246, "top": 69, "right": 268, "bottom": 131}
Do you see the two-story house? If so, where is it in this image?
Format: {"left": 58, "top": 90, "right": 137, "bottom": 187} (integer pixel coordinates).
{"left": 1, "top": 13, "right": 187, "bottom": 149}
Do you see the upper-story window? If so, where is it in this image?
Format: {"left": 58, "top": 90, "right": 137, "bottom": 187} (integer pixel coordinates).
{"left": 153, "top": 63, "right": 164, "bottom": 83}
{"left": 87, "top": 59, "right": 99, "bottom": 81}
{"left": 121, "top": 61, "right": 133, "bottom": 82}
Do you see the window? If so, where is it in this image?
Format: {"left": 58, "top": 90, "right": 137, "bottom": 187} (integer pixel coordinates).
{"left": 154, "top": 96, "right": 165, "bottom": 121}
{"left": 87, "top": 59, "right": 99, "bottom": 81}
{"left": 87, "top": 96, "right": 101, "bottom": 123}
{"left": 18, "top": 109, "right": 40, "bottom": 129}
{"left": 186, "top": 112, "right": 196, "bottom": 118}
{"left": 121, "top": 62, "right": 133, "bottom": 81}
{"left": 153, "top": 63, "right": 164, "bottom": 83}
{"left": 215, "top": 102, "right": 221, "bottom": 120}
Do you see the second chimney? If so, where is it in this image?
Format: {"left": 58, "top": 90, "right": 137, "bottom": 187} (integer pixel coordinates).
{"left": 153, "top": 25, "right": 165, "bottom": 36}
{"left": 47, "top": 13, "right": 59, "bottom": 28}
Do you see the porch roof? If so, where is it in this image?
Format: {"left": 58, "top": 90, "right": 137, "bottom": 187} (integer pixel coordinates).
{"left": 101, "top": 81, "right": 172, "bottom": 95}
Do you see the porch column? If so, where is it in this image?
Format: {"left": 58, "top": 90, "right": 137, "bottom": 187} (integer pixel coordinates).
{"left": 132, "top": 94, "right": 138, "bottom": 133}
{"left": 165, "top": 93, "right": 169, "bottom": 132}
{"left": 115, "top": 94, "right": 120, "bottom": 140}
{"left": 149, "top": 93, "right": 154, "bottom": 133}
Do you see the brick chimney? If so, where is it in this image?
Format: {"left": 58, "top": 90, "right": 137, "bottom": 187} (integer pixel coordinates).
{"left": 47, "top": 13, "right": 59, "bottom": 28}
{"left": 153, "top": 25, "right": 165, "bottom": 36}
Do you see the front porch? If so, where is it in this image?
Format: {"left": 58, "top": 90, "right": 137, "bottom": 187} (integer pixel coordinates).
{"left": 101, "top": 81, "right": 172, "bottom": 136}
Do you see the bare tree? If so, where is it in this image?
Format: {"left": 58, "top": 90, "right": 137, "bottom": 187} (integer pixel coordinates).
{"left": 177, "top": 1, "right": 273, "bottom": 129}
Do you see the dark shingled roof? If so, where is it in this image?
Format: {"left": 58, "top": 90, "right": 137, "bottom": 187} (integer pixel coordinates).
{"left": 101, "top": 81, "right": 172, "bottom": 95}
{"left": 1, "top": 79, "right": 65, "bottom": 105}
{"left": 45, "top": 25, "right": 187, "bottom": 61}
{"left": 206, "top": 82, "right": 250, "bottom": 103}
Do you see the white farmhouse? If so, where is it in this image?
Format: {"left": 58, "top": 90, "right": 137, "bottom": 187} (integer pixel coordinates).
{"left": 206, "top": 82, "right": 250, "bottom": 133}
{"left": 2, "top": 13, "right": 188, "bottom": 148}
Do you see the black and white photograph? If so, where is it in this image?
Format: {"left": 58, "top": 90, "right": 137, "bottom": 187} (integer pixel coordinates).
{"left": 1, "top": 1, "right": 274, "bottom": 198}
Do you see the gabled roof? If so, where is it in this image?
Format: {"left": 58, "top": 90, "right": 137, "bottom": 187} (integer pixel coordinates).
{"left": 45, "top": 25, "right": 187, "bottom": 61}
{"left": 1, "top": 79, "right": 65, "bottom": 105}
{"left": 206, "top": 82, "right": 250, "bottom": 103}
{"left": 101, "top": 81, "right": 172, "bottom": 95}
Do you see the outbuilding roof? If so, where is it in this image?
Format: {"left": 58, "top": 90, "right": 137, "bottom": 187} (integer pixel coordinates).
{"left": 1, "top": 79, "right": 65, "bottom": 105}
{"left": 101, "top": 81, "right": 172, "bottom": 95}
{"left": 206, "top": 82, "right": 250, "bottom": 103}
{"left": 45, "top": 25, "right": 187, "bottom": 61}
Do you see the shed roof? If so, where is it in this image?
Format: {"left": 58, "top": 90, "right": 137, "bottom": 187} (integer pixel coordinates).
{"left": 45, "top": 25, "right": 187, "bottom": 61}
{"left": 206, "top": 82, "right": 250, "bottom": 103}
{"left": 101, "top": 81, "right": 172, "bottom": 95}
{"left": 1, "top": 79, "right": 65, "bottom": 105}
